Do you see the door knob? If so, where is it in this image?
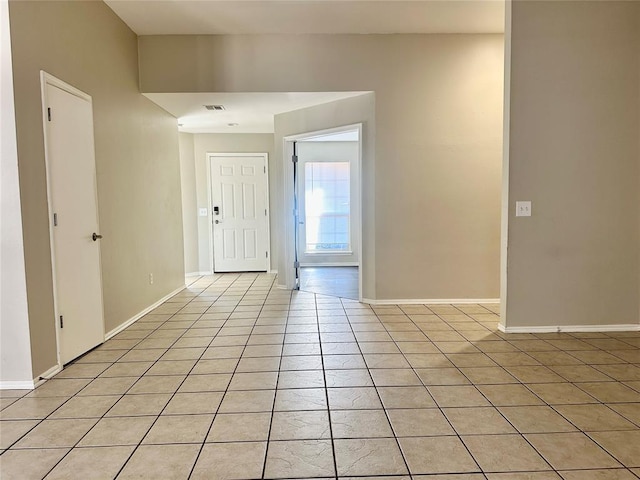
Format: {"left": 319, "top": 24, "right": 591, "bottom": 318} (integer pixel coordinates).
{"left": 92, "top": 233, "right": 103, "bottom": 241}
{"left": 215, "top": 220, "right": 220, "bottom": 224}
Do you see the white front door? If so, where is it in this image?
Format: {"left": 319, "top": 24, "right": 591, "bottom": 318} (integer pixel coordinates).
{"left": 43, "top": 74, "right": 105, "bottom": 365}
{"left": 210, "top": 154, "right": 269, "bottom": 272}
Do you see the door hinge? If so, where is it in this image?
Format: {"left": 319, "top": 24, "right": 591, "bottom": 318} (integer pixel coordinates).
{"left": 292, "top": 155, "right": 298, "bottom": 164}
{"left": 264, "top": 166, "right": 266, "bottom": 173}
{"left": 59, "top": 315, "right": 64, "bottom": 328}
{"left": 294, "top": 261, "right": 300, "bottom": 269}
{"left": 47, "top": 107, "right": 51, "bottom": 121}
{"left": 53, "top": 213, "right": 58, "bottom": 226}
{"left": 265, "top": 209, "right": 267, "bottom": 216}
{"left": 266, "top": 251, "right": 268, "bottom": 258}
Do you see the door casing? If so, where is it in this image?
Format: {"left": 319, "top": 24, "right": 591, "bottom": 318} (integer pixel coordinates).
{"left": 282, "top": 123, "right": 363, "bottom": 301}
{"left": 40, "top": 71, "right": 105, "bottom": 368}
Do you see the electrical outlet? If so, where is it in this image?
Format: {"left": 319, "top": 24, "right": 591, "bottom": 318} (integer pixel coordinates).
{"left": 516, "top": 201, "right": 532, "bottom": 217}
{"left": 149, "top": 273, "right": 154, "bottom": 285}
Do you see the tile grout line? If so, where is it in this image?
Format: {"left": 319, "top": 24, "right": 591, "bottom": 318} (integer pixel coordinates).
{"left": 342, "top": 297, "right": 415, "bottom": 477}
{"left": 1, "top": 279, "right": 639, "bottom": 477}
{"left": 31, "top": 274, "right": 230, "bottom": 478}
{"left": 371, "top": 303, "right": 485, "bottom": 476}
{"left": 110, "top": 273, "right": 238, "bottom": 479}
{"left": 1, "top": 276, "right": 227, "bottom": 467}
{"left": 430, "top": 305, "right": 636, "bottom": 474}
{"left": 259, "top": 285, "right": 293, "bottom": 479}
{"left": 426, "top": 306, "right": 563, "bottom": 475}
{"left": 186, "top": 273, "right": 275, "bottom": 480}
{"left": 316, "top": 292, "right": 340, "bottom": 480}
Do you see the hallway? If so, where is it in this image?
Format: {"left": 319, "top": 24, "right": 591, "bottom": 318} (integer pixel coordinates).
{"left": 1, "top": 273, "right": 639, "bottom": 479}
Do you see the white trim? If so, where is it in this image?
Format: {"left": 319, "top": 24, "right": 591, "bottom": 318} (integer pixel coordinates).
{"left": 0, "top": 380, "right": 35, "bottom": 390}
{"left": 296, "top": 140, "right": 360, "bottom": 268}
{"left": 300, "top": 263, "right": 358, "bottom": 268}
{"left": 104, "top": 285, "right": 185, "bottom": 340}
{"left": 207, "top": 153, "right": 271, "bottom": 273}
{"left": 36, "top": 364, "right": 63, "bottom": 382}
{"left": 2, "top": 364, "right": 65, "bottom": 390}
{"left": 40, "top": 71, "right": 105, "bottom": 370}
{"left": 362, "top": 298, "right": 501, "bottom": 305}
{"left": 498, "top": 323, "right": 640, "bottom": 334}
{"left": 41, "top": 71, "right": 92, "bottom": 102}
{"left": 269, "top": 270, "right": 278, "bottom": 274}
{"left": 282, "top": 139, "right": 294, "bottom": 290}
{"left": 304, "top": 251, "right": 354, "bottom": 256}
{"left": 283, "top": 123, "right": 364, "bottom": 301}
{"left": 186, "top": 271, "right": 212, "bottom": 277}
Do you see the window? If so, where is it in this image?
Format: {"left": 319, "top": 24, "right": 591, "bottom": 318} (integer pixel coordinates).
{"left": 304, "top": 161, "right": 351, "bottom": 253}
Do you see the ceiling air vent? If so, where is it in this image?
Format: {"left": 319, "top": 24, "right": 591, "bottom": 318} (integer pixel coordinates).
{"left": 204, "top": 105, "right": 225, "bottom": 111}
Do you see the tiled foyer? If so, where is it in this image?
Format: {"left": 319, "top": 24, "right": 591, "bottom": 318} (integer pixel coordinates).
{"left": 1, "top": 273, "right": 639, "bottom": 479}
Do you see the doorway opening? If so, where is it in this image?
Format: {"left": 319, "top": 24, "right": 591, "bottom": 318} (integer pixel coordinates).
{"left": 284, "top": 124, "right": 362, "bottom": 301}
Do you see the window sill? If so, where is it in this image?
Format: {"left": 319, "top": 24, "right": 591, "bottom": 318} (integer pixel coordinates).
{"left": 304, "top": 251, "right": 353, "bottom": 255}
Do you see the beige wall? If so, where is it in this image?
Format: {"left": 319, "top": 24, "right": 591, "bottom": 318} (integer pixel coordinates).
{"left": 192, "top": 133, "right": 276, "bottom": 273}
{"left": 504, "top": 1, "right": 640, "bottom": 328}
{"left": 179, "top": 133, "right": 199, "bottom": 274}
{"left": 9, "top": 1, "right": 185, "bottom": 377}
{"left": 274, "top": 95, "right": 376, "bottom": 296}
{"left": 139, "top": 34, "right": 505, "bottom": 301}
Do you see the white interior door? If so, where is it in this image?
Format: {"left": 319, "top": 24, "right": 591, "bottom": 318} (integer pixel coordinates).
{"left": 210, "top": 154, "right": 269, "bottom": 272}
{"left": 43, "top": 75, "right": 104, "bottom": 365}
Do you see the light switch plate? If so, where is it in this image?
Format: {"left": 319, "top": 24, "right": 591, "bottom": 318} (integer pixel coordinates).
{"left": 198, "top": 208, "right": 208, "bottom": 217}
{"left": 516, "top": 201, "right": 532, "bottom": 217}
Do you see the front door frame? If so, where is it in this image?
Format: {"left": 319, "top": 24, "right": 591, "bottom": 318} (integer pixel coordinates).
{"left": 207, "top": 152, "right": 271, "bottom": 273}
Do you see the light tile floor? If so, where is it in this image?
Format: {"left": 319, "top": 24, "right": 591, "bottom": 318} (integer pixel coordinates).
{"left": 1, "top": 273, "right": 640, "bottom": 479}
{"left": 300, "top": 266, "right": 359, "bottom": 300}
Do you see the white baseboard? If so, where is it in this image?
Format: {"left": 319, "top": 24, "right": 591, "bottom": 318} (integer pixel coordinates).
{"left": 105, "top": 285, "right": 185, "bottom": 340}
{"left": 269, "top": 270, "right": 278, "bottom": 275}
{"left": 0, "top": 363, "right": 63, "bottom": 390}
{"left": 0, "top": 380, "right": 35, "bottom": 390}
{"left": 498, "top": 323, "right": 640, "bottom": 334}
{"left": 362, "top": 298, "right": 500, "bottom": 305}
{"left": 2, "top": 287, "right": 188, "bottom": 391}
{"left": 186, "top": 271, "right": 213, "bottom": 277}
{"left": 34, "top": 364, "right": 63, "bottom": 387}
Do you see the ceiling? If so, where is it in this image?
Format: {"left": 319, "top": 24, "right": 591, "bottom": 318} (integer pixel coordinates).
{"left": 105, "top": 1, "right": 505, "bottom": 36}
{"left": 145, "top": 92, "right": 369, "bottom": 134}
